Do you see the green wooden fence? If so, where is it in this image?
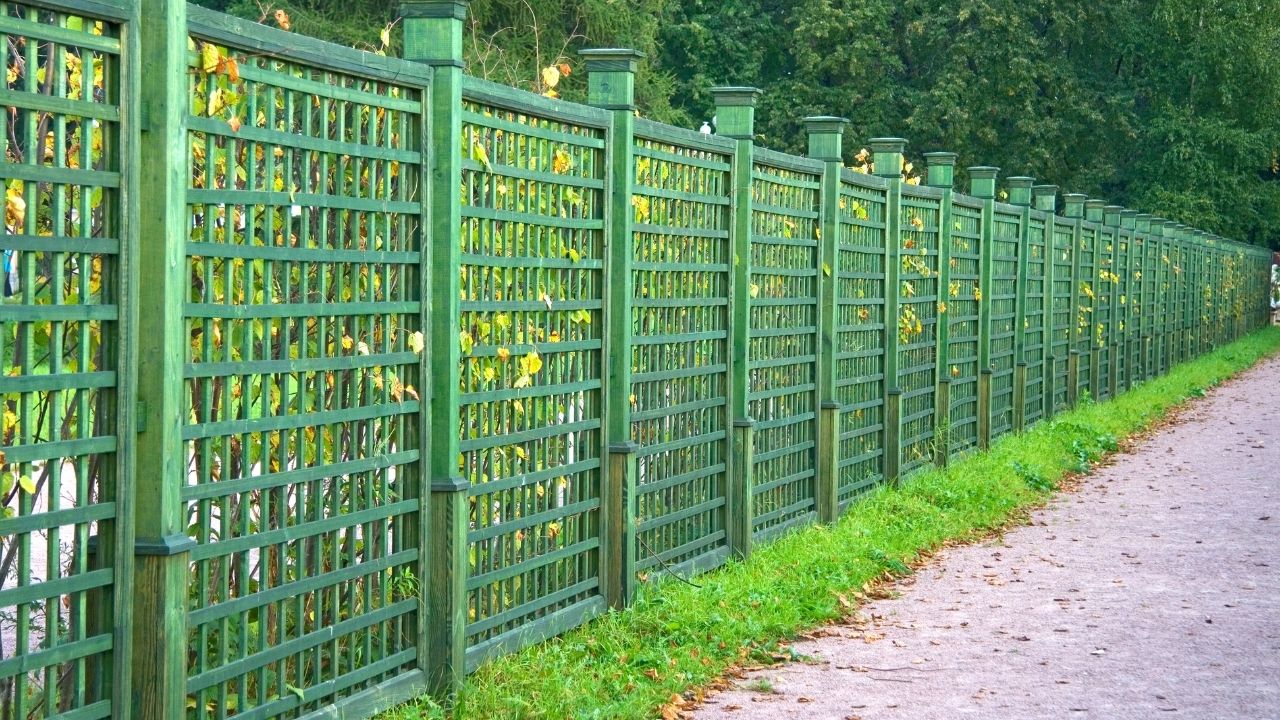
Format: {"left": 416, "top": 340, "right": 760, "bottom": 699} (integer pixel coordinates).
{"left": 0, "top": 0, "right": 1273, "bottom": 718}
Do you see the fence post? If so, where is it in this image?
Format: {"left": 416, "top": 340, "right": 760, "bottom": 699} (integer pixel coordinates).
{"left": 1119, "top": 210, "right": 1138, "bottom": 389}
{"left": 131, "top": 0, "right": 194, "bottom": 716}
{"left": 967, "top": 166, "right": 998, "bottom": 448}
{"left": 1102, "top": 205, "right": 1121, "bottom": 397}
{"left": 1152, "top": 215, "right": 1172, "bottom": 368}
{"left": 1190, "top": 227, "right": 1206, "bottom": 355}
{"left": 1135, "top": 213, "right": 1154, "bottom": 381}
{"left": 402, "top": 0, "right": 468, "bottom": 694}
{"left": 1157, "top": 219, "right": 1172, "bottom": 374}
{"left": 1093, "top": 200, "right": 1114, "bottom": 400}
{"left": 807, "top": 116, "right": 848, "bottom": 522}
{"left": 1059, "top": 195, "right": 1082, "bottom": 409}
{"left": 873, "top": 138, "right": 908, "bottom": 482}
{"left": 583, "top": 49, "right": 645, "bottom": 608}
{"left": 1167, "top": 221, "right": 1186, "bottom": 363}
{"left": 1073, "top": 195, "right": 1100, "bottom": 402}
{"left": 925, "top": 152, "right": 958, "bottom": 460}
{"left": 714, "top": 87, "right": 762, "bottom": 556}
{"left": 1006, "top": 177, "right": 1033, "bottom": 432}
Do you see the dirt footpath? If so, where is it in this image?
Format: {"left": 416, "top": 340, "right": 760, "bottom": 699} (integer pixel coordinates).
{"left": 693, "top": 355, "right": 1280, "bottom": 720}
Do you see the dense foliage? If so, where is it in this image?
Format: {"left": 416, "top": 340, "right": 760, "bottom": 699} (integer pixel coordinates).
{"left": 195, "top": 0, "right": 1280, "bottom": 246}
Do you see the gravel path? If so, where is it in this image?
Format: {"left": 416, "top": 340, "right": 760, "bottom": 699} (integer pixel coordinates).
{"left": 692, "top": 355, "right": 1280, "bottom": 720}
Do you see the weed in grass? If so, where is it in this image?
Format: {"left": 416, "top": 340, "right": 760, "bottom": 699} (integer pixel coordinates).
{"left": 380, "top": 328, "right": 1280, "bottom": 720}
{"left": 1012, "top": 460, "right": 1056, "bottom": 492}
{"left": 869, "top": 548, "right": 913, "bottom": 576}
{"left": 744, "top": 678, "right": 776, "bottom": 694}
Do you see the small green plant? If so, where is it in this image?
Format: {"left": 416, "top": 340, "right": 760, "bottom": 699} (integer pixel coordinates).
{"left": 869, "top": 548, "right": 913, "bottom": 576}
{"left": 744, "top": 678, "right": 776, "bottom": 694}
{"left": 1012, "top": 460, "right": 1056, "bottom": 492}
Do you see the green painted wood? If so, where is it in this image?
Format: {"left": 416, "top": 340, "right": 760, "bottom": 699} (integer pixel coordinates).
{"left": 1067, "top": 201, "right": 1082, "bottom": 409}
{"left": 968, "top": 166, "right": 997, "bottom": 448}
{"left": 1007, "top": 178, "right": 1033, "bottom": 431}
{"left": 403, "top": 0, "right": 467, "bottom": 697}
{"left": 1119, "top": 210, "right": 1138, "bottom": 390}
{"left": 874, "top": 138, "right": 907, "bottom": 482}
{"left": 131, "top": 0, "right": 193, "bottom": 716}
{"left": 586, "top": 49, "right": 643, "bottom": 609}
{"left": 925, "top": 152, "right": 956, "bottom": 457}
{"left": 747, "top": 148, "right": 823, "bottom": 535}
{"left": 4, "top": 4, "right": 1266, "bottom": 715}
{"left": 715, "top": 86, "right": 762, "bottom": 556}
{"left": 807, "top": 116, "right": 847, "bottom": 521}
{"left": 1102, "top": 206, "right": 1121, "bottom": 398}
{"left": 833, "top": 170, "right": 892, "bottom": 501}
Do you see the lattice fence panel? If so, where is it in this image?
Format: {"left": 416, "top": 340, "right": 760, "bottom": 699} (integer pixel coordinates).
{"left": 183, "top": 39, "right": 424, "bottom": 718}
{"left": 1074, "top": 223, "right": 1095, "bottom": 398}
{"left": 1136, "top": 235, "right": 1150, "bottom": 369}
{"left": 1155, "top": 236, "right": 1170, "bottom": 362}
{"left": 0, "top": 5, "right": 125, "bottom": 718}
{"left": 1168, "top": 239, "right": 1183, "bottom": 361}
{"left": 989, "top": 211, "right": 1019, "bottom": 437}
{"left": 1115, "top": 233, "right": 1131, "bottom": 388}
{"left": 1023, "top": 215, "right": 1046, "bottom": 424}
{"left": 747, "top": 157, "right": 820, "bottom": 537}
{"left": 630, "top": 126, "right": 732, "bottom": 574}
{"left": 946, "top": 203, "right": 981, "bottom": 452}
{"left": 1050, "top": 220, "right": 1074, "bottom": 412}
{"left": 458, "top": 96, "right": 606, "bottom": 654}
{"left": 897, "top": 191, "right": 940, "bottom": 474}
{"left": 833, "top": 176, "right": 886, "bottom": 503}
{"left": 1096, "top": 227, "right": 1116, "bottom": 400}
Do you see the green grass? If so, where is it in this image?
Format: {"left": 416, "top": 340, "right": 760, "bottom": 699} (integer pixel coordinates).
{"left": 385, "top": 327, "right": 1280, "bottom": 720}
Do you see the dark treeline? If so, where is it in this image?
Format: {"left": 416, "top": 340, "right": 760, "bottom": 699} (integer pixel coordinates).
{"left": 196, "top": 0, "right": 1280, "bottom": 248}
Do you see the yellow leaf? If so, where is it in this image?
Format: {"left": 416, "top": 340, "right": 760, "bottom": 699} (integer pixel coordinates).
{"left": 5, "top": 185, "right": 26, "bottom": 229}
{"left": 496, "top": 347, "right": 511, "bottom": 362}
{"left": 380, "top": 26, "right": 392, "bottom": 48}
{"left": 341, "top": 334, "right": 354, "bottom": 350}
{"left": 408, "top": 330, "right": 425, "bottom": 354}
{"left": 514, "top": 446, "right": 527, "bottom": 461}
{"left": 552, "top": 148, "right": 572, "bottom": 174}
{"left": 522, "top": 351, "right": 543, "bottom": 376}
{"left": 273, "top": 9, "right": 291, "bottom": 30}
{"left": 632, "top": 195, "right": 651, "bottom": 222}
{"left": 513, "top": 374, "right": 533, "bottom": 389}
{"left": 459, "top": 331, "right": 475, "bottom": 354}
{"left": 471, "top": 140, "right": 491, "bottom": 171}
{"left": 226, "top": 115, "right": 242, "bottom": 133}
{"left": 483, "top": 366, "right": 496, "bottom": 383}
{"left": 541, "top": 65, "right": 561, "bottom": 89}
{"left": 18, "top": 475, "right": 36, "bottom": 495}
{"left": 749, "top": 283, "right": 759, "bottom": 298}
{"left": 200, "top": 42, "right": 220, "bottom": 74}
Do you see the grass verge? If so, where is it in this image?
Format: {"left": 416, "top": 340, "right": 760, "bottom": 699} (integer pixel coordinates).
{"left": 386, "top": 327, "right": 1280, "bottom": 720}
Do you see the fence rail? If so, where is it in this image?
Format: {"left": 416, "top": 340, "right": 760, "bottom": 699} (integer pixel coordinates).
{"left": 0, "top": 0, "right": 1273, "bottom": 718}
